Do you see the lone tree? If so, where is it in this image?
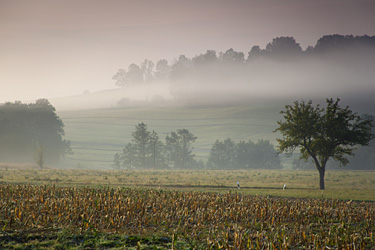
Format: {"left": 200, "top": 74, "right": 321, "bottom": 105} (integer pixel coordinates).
{"left": 275, "top": 98, "right": 373, "bottom": 190}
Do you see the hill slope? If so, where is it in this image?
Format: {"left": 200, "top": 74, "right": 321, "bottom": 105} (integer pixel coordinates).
{"left": 57, "top": 104, "right": 282, "bottom": 169}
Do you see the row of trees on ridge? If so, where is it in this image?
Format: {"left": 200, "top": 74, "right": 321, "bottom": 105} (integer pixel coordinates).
{"left": 112, "top": 35, "right": 375, "bottom": 88}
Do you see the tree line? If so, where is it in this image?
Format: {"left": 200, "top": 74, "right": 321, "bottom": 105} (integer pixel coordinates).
{"left": 112, "top": 34, "right": 375, "bottom": 88}
{"left": 208, "top": 138, "right": 280, "bottom": 169}
{"left": 113, "top": 123, "right": 281, "bottom": 169}
{"left": 0, "top": 99, "right": 71, "bottom": 166}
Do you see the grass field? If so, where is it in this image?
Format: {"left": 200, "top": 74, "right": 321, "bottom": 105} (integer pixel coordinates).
{"left": 2, "top": 104, "right": 374, "bottom": 249}
{"left": 57, "top": 105, "right": 283, "bottom": 169}
{"left": 1, "top": 168, "right": 374, "bottom": 201}
{"left": 1, "top": 168, "right": 374, "bottom": 249}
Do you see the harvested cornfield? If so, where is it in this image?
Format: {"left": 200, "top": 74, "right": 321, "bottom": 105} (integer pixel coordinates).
{"left": 0, "top": 184, "right": 374, "bottom": 249}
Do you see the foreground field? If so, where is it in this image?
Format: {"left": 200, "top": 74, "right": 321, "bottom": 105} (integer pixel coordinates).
{"left": 0, "top": 184, "right": 374, "bottom": 249}
{"left": 1, "top": 169, "right": 374, "bottom": 248}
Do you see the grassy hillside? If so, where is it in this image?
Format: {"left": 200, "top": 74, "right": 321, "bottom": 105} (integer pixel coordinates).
{"left": 57, "top": 104, "right": 283, "bottom": 169}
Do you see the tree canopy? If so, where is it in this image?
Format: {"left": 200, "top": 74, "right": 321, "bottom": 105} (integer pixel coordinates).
{"left": 112, "top": 35, "right": 375, "bottom": 89}
{"left": 275, "top": 98, "right": 374, "bottom": 189}
{"left": 208, "top": 138, "right": 281, "bottom": 169}
{"left": 0, "top": 99, "right": 71, "bottom": 165}
{"left": 165, "top": 129, "right": 197, "bottom": 169}
{"left": 114, "top": 123, "right": 199, "bottom": 169}
{"left": 112, "top": 35, "right": 375, "bottom": 108}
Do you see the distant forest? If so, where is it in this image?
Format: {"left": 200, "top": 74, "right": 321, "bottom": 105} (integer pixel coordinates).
{"left": 112, "top": 34, "right": 375, "bottom": 105}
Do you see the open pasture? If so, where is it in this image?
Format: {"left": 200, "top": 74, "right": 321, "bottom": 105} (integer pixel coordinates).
{"left": 1, "top": 168, "right": 374, "bottom": 201}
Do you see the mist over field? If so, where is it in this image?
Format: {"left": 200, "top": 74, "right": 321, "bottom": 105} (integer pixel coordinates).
{"left": 51, "top": 37, "right": 375, "bottom": 113}
{"left": 0, "top": 34, "right": 374, "bottom": 170}
{"left": 2, "top": 3, "right": 375, "bottom": 248}
{"left": 1, "top": 0, "right": 375, "bottom": 170}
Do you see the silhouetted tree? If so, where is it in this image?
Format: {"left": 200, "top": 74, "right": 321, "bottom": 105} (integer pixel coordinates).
{"left": 115, "top": 123, "right": 166, "bottom": 169}
{"left": 220, "top": 48, "right": 245, "bottom": 64}
{"left": 149, "top": 130, "right": 166, "bottom": 169}
{"left": 113, "top": 152, "right": 123, "bottom": 169}
{"left": 247, "top": 45, "right": 264, "bottom": 62}
{"left": 119, "top": 143, "right": 137, "bottom": 169}
{"left": 314, "top": 34, "right": 354, "bottom": 53}
{"left": 126, "top": 63, "right": 144, "bottom": 84}
{"left": 141, "top": 59, "right": 155, "bottom": 82}
{"left": 327, "top": 114, "right": 375, "bottom": 170}
{"left": 169, "top": 55, "right": 193, "bottom": 100}
{"left": 208, "top": 138, "right": 281, "bottom": 169}
{"left": 154, "top": 59, "right": 171, "bottom": 81}
{"left": 236, "top": 140, "right": 255, "bottom": 168}
{"left": 275, "top": 98, "right": 374, "bottom": 190}
{"left": 170, "top": 55, "right": 191, "bottom": 82}
{"left": 132, "top": 122, "right": 151, "bottom": 167}
{"left": 208, "top": 138, "right": 236, "bottom": 169}
{"left": 313, "top": 34, "right": 375, "bottom": 58}
{"left": 165, "top": 129, "right": 197, "bottom": 168}
{"left": 0, "top": 99, "right": 71, "bottom": 164}
{"left": 252, "top": 139, "right": 281, "bottom": 169}
{"left": 192, "top": 50, "right": 218, "bottom": 65}
{"left": 265, "top": 36, "right": 302, "bottom": 59}
{"left": 112, "top": 68, "right": 128, "bottom": 87}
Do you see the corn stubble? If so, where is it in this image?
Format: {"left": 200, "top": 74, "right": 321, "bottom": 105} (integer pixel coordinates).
{"left": 0, "top": 184, "right": 374, "bottom": 249}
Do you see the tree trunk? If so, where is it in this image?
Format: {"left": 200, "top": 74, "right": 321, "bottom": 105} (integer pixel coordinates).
{"left": 318, "top": 167, "right": 325, "bottom": 190}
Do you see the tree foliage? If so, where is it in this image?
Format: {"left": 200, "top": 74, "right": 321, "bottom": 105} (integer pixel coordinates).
{"left": 119, "top": 123, "right": 166, "bottom": 169}
{"left": 112, "top": 35, "right": 375, "bottom": 107}
{"left": 208, "top": 138, "right": 237, "bottom": 169}
{"left": 275, "top": 98, "right": 374, "bottom": 189}
{"left": 0, "top": 99, "right": 71, "bottom": 164}
{"left": 264, "top": 36, "right": 302, "bottom": 59}
{"left": 154, "top": 59, "right": 171, "bottom": 80}
{"left": 115, "top": 123, "right": 198, "bottom": 169}
{"left": 208, "top": 138, "right": 281, "bottom": 169}
{"left": 112, "top": 35, "right": 375, "bottom": 87}
{"left": 165, "top": 129, "right": 197, "bottom": 169}
{"left": 115, "top": 124, "right": 281, "bottom": 170}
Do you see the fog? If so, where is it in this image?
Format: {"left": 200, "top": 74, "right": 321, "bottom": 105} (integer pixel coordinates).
{"left": 49, "top": 45, "right": 375, "bottom": 114}
{"left": 1, "top": 0, "right": 375, "bottom": 108}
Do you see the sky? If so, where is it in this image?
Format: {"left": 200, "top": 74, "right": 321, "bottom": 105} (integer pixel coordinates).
{"left": 1, "top": 0, "right": 375, "bottom": 103}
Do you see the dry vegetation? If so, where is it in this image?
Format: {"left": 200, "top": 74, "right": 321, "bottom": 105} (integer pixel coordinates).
{"left": 0, "top": 184, "right": 374, "bottom": 249}
{"left": 1, "top": 168, "right": 375, "bottom": 249}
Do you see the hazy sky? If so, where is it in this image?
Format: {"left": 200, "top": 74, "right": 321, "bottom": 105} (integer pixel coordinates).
{"left": 1, "top": 0, "right": 374, "bottom": 102}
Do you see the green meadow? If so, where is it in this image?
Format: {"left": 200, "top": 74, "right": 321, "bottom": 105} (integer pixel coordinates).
{"left": 57, "top": 105, "right": 283, "bottom": 169}
{"left": 1, "top": 168, "right": 374, "bottom": 201}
